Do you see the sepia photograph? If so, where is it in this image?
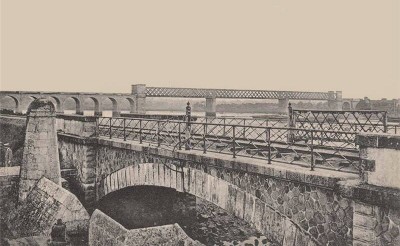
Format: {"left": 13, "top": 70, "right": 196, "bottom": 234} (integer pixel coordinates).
{"left": 0, "top": 1, "right": 399, "bottom": 245}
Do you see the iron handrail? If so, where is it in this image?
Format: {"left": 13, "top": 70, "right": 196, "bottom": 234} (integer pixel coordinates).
{"left": 97, "top": 116, "right": 362, "bottom": 173}
{"left": 97, "top": 116, "right": 363, "bottom": 135}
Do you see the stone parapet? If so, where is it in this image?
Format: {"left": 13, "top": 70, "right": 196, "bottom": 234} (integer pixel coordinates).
{"left": 56, "top": 115, "right": 97, "bottom": 138}
{"left": 355, "top": 133, "right": 400, "bottom": 189}
{"left": 339, "top": 179, "right": 400, "bottom": 210}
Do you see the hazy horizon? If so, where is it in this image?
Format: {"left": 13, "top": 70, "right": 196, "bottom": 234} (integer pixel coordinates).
{"left": 1, "top": 0, "right": 399, "bottom": 100}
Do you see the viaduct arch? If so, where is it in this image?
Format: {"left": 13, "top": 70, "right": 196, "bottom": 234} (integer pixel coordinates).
{"left": 0, "top": 93, "right": 136, "bottom": 115}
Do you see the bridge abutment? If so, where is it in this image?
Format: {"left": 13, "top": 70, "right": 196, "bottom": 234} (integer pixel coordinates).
{"left": 56, "top": 115, "right": 98, "bottom": 210}
{"left": 336, "top": 133, "right": 400, "bottom": 246}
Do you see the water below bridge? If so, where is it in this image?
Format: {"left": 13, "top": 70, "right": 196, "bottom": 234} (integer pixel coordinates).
{"left": 96, "top": 186, "right": 278, "bottom": 246}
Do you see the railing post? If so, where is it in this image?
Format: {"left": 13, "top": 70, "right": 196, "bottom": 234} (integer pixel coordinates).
{"left": 109, "top": 118, "right": 112, "bottom": 139}
{"left": 310, "top": 130, "right": 314, "bottom": 171}
{"left": 123, "top": 118, "right": 126, "bottom": 141}
{"left": 287, "top": 102, "right": 295, "bottom": 143}
{"left": 95, "top": 117, "right": 99, "bottom": 137}
{"left": 232, "top": 125, "right": 236, "bottom": 158}
{"left": 178, "top": 122, "right": 182, "bottom": 150}
{"left": 383, "top": 111, "right": 388, "bottom": 133}
{"left": 223, "top": 118, "right": 226, "bottom": 137}
{"left": 267, "top": 128, "right": 271, "bottom": 164}
{"left": 157, "top": 120, "right": 161, "bottom": 147}
{"left": 185, "top": 102, "right": 191, "bottom": 150}
{"left": 139, "top": 119, "right": 143, "bottom": 144}
{"left": 243, "top": 119, "right": 246, "bottom": 138}
{"left": 203, "top": 123, "right": 207, "bottom": 154}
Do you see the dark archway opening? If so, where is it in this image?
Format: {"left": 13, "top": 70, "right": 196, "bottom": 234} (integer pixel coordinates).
{"left": 342, "top": 102, "right": 351, "bottom": 110}
{"left": 96, "top": 186, "right": 274, "bottom": 245}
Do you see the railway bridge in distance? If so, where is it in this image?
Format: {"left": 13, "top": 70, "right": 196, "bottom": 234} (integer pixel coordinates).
{"left": 0, "top": 84, "right": 344, "bottom": 116}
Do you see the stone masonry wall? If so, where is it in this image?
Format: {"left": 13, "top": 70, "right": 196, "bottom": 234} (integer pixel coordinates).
{"left": 95, "top": 142, "right": 353, "bottom": 246}
{"left": 89, "top": 209, "right": 202, "bottom": 246}
{"left": 209, "top": 165, "right": 353, "bottom": 246}
{"left": 353, "top": 201, "right": 400, "bottom": 245}
{"left": 0, "top": 167, "right": 20, "bottom": 242}
{"left": 6, "top": 177, "right": 89, "bottom": 239}
{"left": 56, "top": 115, "right": 97, "bottom": 138}
{"left": 58, "top": 136, "right": 97, "bottom": 209}
{"left": 0, "top": 116, "right": 26, "bottom": 167}
{"left": 56, "top": 115, "right": 98, "bottom": 209}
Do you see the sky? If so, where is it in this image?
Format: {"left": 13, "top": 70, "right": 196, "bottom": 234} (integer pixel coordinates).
{"left": 1, "top": 0, "right": 399, "bottom": 99}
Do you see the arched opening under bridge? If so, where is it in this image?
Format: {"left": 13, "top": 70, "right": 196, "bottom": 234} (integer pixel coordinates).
{"left": 63, "top": 97, "right": 82, "bottom": 115}
{"left": 0, "top": 96, "right": 19, "bottom": 113}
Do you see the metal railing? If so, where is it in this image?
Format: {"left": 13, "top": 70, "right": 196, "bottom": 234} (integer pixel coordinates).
{"left": 97, "top": 117, "right": 360, "bottom": 173}
{"left": 290, "top": 108, "right": 389, "bottom": 133}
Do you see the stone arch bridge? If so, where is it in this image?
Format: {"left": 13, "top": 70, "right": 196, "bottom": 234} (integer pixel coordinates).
{"left": 0, "top": 91, "right": 137, "bottom": 116}
{"left": 52, "top": 113, "right": 400, "bottom": 246}
{"left": 58, "top": 119, "right": 356, "bottom": 245}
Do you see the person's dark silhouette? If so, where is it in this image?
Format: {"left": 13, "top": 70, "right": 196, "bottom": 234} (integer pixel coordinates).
{"left": 51, "top": 219, "right": 66, "bottom": 242}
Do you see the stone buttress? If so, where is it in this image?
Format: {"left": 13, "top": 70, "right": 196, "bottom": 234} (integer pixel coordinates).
{"left": 18, "top": 98, "right": 61, "bottom": 201}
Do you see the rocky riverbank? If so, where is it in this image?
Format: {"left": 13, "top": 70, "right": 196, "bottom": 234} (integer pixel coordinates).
{"left": 183, "top": 199, "right": 278, "bottom": 246}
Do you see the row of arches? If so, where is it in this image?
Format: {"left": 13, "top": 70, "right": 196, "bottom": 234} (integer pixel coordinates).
{"left": 341, "top": 100, "right": 366, "bottom": 110}
{"left": 0, "top": 95, "right": 136, "bottom": 116}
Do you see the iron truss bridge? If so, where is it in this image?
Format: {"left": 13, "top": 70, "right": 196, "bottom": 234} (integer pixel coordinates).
{"left": 145, "top": 87, "right": 334, "bottom": 100}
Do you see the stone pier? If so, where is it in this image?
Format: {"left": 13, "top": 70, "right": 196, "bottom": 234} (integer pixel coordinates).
{"left": 2, "top": 99, "right": 90, "bottom": 242}
{"left": 18, "top": 98, "right": 61, "bottom": 201}
{"left": 328, "top": 91, "right": 343, "bottom": 110}
{"left": 205, "top": 96, "right": 217, "bottom": 117}
{"left": 131, "top": 84, "right": 146, "bottom": 114}
{"left": 338, "top": 133, "right": 400, "bottom": 245}
{"left": 278, "top": 97, "right": 289, "bottom": 114}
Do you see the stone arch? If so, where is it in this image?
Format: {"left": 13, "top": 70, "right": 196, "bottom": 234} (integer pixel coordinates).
{"left": 0, "top": 95, "right": 19, "bottom": 113}
{"left": 107, "top": 97, "right": 119, "bottom": 117}
{"left": 342, "top": 101, "right": 351, "bottom": 110}
{"left": 126, "top": 98, "right": 135, "bottom": 113}
{"left": 82, "top": 97, "right": 101, "bottom": 116}
{"left": 97, "top": 163, "right": 316, "bottom": 245}
{"left": 49, "top": 96, "right": 62, "bottom": 113}
{"left": 63, "top": 96, "right": 82, "bottom": 115}
{"left": 355, "top": 99, "right": 371, "bottom": 110}
{"left": 17, "top": 96, "right": 37, "bottom": 114}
